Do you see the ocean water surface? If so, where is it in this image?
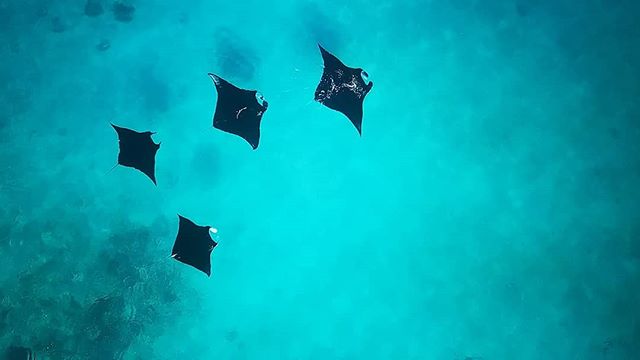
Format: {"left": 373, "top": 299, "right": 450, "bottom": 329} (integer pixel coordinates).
{"left": 1, "top": 0, "right": 639, "bottom": 359}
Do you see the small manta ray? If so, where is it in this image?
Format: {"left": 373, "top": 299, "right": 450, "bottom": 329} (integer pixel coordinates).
{"left": 111, "top": 124, "right": 160, "bottom": 185}
{"left": 314, "top": 44, "right": 373, "bottom": 135}
{"left": 171, "top": 215, "right": 218, "bottom": 277}
{"left": 208, "top": 73, "right": 269, "bottom": 149}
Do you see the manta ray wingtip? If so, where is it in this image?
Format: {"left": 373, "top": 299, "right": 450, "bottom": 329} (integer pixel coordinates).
{"left": 317, "top": 43, "right": 331, "bottom": 56}
{"left": 146, "top": 172, "right": 158, "bottom": 185}
{"left": 354, "top": 122, "right": 362, "bottom": 136}
{"left": 208, "top": 73, "right": 221, "bottom": 85}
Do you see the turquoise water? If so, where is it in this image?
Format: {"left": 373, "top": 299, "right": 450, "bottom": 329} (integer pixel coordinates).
{"left": 1, "top": 0, "right": 639, "bottom": 359}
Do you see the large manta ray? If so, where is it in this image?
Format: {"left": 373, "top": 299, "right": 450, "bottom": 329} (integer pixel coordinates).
{"left": 171, "top": 215, "right": 218, "bottom": 277}
{"left": 208, "top": 73, "right": 269, "bottom": 149}
{"left": 314, "top": 45, "right": 373, "bottom": 135}
{"left": 111, "top": 124, "right": 160, "bottom": 185}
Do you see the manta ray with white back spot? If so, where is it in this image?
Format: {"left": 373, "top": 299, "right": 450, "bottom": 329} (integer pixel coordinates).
{"left": 314, "top": 44, "right": 373, "bottom": 135}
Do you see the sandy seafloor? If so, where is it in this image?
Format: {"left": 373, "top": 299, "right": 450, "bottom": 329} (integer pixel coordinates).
{"left": 1, "top": 0, "right": 639, "bottom": 359}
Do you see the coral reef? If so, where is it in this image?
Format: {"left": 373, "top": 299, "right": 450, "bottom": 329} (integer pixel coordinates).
{"left": 0, "top": 212, "right": 183, "bottom": 359}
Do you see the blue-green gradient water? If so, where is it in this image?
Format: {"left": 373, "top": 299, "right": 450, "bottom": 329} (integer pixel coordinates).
{"left": 1, "top": 0, "right": 639, "bottom": 359}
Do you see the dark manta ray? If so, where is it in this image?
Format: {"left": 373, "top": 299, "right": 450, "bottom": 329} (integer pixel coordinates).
{"left": 314, "top": 45, "right": 373, "bottom": 135}
{"left": 171, "top": 215, "right": 218, "bottom": 276}
{"left": 111, "top": 124, "right": 160, "bottom": 185}
{"left": 208, "top": 73, "right": 268, "bottom": 149}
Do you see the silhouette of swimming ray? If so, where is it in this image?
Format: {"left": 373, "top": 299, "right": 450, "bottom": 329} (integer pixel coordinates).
{"left": 208, "top": 73, "right": 268, "bottom": 149}
{"left": 171, "top": 215, "right": 218, "bottom": 277}
{"left": 111, "top": 124, "right": 160, "bottom": 185}
{"left": 314, "top": 45, "right": 373, "bottom": 135}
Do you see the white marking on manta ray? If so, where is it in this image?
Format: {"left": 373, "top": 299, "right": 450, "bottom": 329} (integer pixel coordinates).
{"left": 236, "top": 107, "right": 247, "bottom": 119}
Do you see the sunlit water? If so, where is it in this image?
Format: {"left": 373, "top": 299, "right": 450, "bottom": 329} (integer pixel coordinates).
{"left": 1, "top": 0, "right": 639, "bottom": 359}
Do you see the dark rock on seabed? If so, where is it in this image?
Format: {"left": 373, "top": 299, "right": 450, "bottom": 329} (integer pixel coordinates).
{"left": 112, "top": 1, "right": 135, "bottom": 23}
{"left": 50, "top": 16, "right": 66, "bottom": 33}
{"left": 84, "top": 0, "right": 104, "bottom": 17}
{"left": 96, "top": 39, "right": 111, "bottom": 52}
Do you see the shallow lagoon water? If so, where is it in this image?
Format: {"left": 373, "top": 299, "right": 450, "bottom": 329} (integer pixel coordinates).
{"left": 1, "top": 0, "right": 639, "bottom": 359}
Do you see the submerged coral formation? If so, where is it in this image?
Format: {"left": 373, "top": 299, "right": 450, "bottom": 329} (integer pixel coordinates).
{"left": 0, "top": 210, "right": 184, "bottom": 358}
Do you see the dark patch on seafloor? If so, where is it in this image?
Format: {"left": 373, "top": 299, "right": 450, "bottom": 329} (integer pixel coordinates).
{"left": 127, "top": 65, "right": 172, "bottom": 114}
{"left": 84, "top": 0, "right": 104, "bottom": 17}
{"left": 213, "top": 29, "right": 259, "bottom": 82}
{"left": 96, "top": 39, "right": 111, "bottom": 52}
{"left": 0, "top": 73, "right": 36, "bottom": 119}
{"left": 296, "top": 2, "right": 343, "bottom": 52}
{"left": 4, "top": 346, "right": 35, "bottom": 360}
{"left": 189, "top": 141, "right": 220, "bottom": 188}
{"left": 50, "top": 16, "right": 66, "bottom": 33}
{"left": 0, "top": 211, "right": 185, "bottom": 358}
{"left": 112, "top": 1, "right": 135, "bottom": 23}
